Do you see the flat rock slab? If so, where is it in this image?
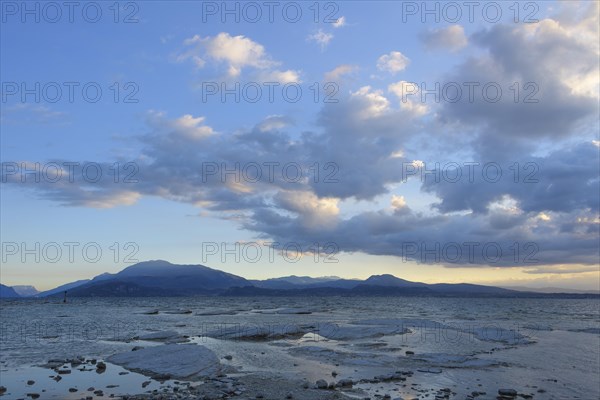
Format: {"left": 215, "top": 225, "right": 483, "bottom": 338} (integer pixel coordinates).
{"left": 107, "top": 344, "right": 220, "bottom": 380}
{"left": 136, "top": 330, "right": 183, "bottom": 341}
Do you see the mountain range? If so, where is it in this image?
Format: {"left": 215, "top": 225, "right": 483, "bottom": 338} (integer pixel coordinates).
{"left": 1, "top": 260, "right": 598, "bottom": 298}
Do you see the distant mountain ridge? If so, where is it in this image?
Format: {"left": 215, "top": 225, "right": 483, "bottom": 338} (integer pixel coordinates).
{"left": 0, "top": 284, "right": 20, "bottom": 298}
{"left": 501, "top": 286, "right": 600, "bottom": 294}
{"left": 11, "top": 285, "right": 39, "bottom": 297}
{"left": 2, "top": 261, "right": 599, "bottom": 298}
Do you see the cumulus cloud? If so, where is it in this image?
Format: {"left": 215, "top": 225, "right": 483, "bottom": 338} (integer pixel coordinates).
{"left": 307, "top": 29, "right": 334, "bottom": 50}
{"left": 420, "top": 25, "right": 468, "bottom": 52}
{"left": 388, "top": 81, "right": 429, "bottom": 116}
{"left": 3, "top": 3, "right": 598, "bottom": 271}
{"left": 275, "top": 190, "right": 339, "bottom": 229}
{"left": 146, "top": 112, "right": 214, "bottom": 140}
{"left": 333, "top": 16, "right": 346, "bottom": 28}
{"left": 257, "top": 69, "right": 301, "bottom": 84}
{"left": 176, "top": 32, "right": 300, "bottom": 82}
{"left": 324, "top": 64, "right": 358, "bottom": 82}
{"left": 376, "top": 51, "right": 410, "bottom": 74}
{"left": 435, "top": 4, "right": 599, "bottom": 159}
{"left": 255, "top": 115, "right": 292, "bottom": 133}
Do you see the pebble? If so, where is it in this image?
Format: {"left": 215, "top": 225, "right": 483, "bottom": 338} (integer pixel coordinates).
{"left": 336, "top": 379, "right": 353, "bottom": 388}
{"left": 498, "top": 388, "right": 517, "bottom": 397}
{"left": 316, "top": 379, "right": 328, "bottom": 389}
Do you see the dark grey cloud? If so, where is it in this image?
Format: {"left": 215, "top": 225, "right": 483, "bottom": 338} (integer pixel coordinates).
{"left": 420, "top": 143, "right": 599, "bottom": 215}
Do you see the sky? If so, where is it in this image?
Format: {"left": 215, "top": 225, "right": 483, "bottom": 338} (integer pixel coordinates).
{"left": 1, "top": 1, "right": 599, "bottom": 291}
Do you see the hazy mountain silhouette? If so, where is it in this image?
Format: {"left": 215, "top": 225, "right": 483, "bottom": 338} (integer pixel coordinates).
{"left": 0, "top": 284, "right": 20, "bottom": 298}
{"left": 5, "top": 261, "right": 598, "bottom": 298}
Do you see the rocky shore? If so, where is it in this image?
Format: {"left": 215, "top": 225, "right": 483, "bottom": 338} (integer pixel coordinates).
{"left": 0, "top": 353, "right": 547, "bottom": 400}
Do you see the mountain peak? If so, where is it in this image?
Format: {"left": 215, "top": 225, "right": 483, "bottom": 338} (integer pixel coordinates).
{"left": 364, "top": 274, "right": 425, "bottom": 287}
{"left": 11, "top": 285, "right": 39, "bottom": 296}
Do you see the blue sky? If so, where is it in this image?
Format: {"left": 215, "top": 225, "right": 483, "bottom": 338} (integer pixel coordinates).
{"left": 1, "top": 1, "right": 599, "bottom": 291}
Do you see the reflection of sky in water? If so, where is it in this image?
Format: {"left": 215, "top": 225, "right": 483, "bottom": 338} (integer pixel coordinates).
{"left": 0, "top": 364, "right": 173, "bottom": 399}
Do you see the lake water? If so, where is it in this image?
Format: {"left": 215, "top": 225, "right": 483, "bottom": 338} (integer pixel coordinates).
{"left": 0, "top": 297, "right": 598, "bottom": 399}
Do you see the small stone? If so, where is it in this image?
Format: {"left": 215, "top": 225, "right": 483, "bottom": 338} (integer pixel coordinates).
{"left": 286, "top": 392, "right": 293, "bottom": 399}
{"left": 498, "top": 389, "right": 517, "bottom": 397}
{"left": 68, "top": 388, "right": 77, "bottom": 393}
{"left": 316, "top": 379, "right": 328, "bottom": 389}
{"left": 405, "top": 351, "right": 415, "bottom": 355}
{"left": 224, "top": 355, "right": 233, "bottom": 360}
{"left": 337, "top": 379, "right": 353, "bottom": 388}
{"left": 0, "top": 387, "right": 6, "bottom": 395}
{"left": 27, "top": 380, "right": 35, "bottom": 385}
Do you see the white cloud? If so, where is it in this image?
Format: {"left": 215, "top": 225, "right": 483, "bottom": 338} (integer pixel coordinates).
{"left": 85, "top": 191, "right": 142, "bottom": 208}
{"left": 376, "top": 51, "right": 410, "bottom": 74}
{"left": 276, "top": 190, "right": 339, "bottom": 229}
{"left": 391, "top": 195, "right": 407, "bottom": 210}
{"left": 350, "top": 86, "right": 390, "bottom": 119}
{"left": 148, "top": 111, "right": 214, "bottom": 140}
{"left": 257, "top": 69, "right": 301, "bottom": 84}
{"left": 178, "top": 32, "right": 299, "bottom": 83}
{"left": 333, "top": 16, "right": 346, "bottom": 28}
{"left": 388, "top": 81, "right": 428, "bottom": 116}
{"left": 256, "top": 115, "right": 292, "bottom": 132}
{"left": 307, "top": 29, "right": 334, "bottom": 51}
{"left": 420, "top": 25, "right": 468, "bottom": 52}
{"left": 324, "top": 64, "right": 358, "bottom": 82}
